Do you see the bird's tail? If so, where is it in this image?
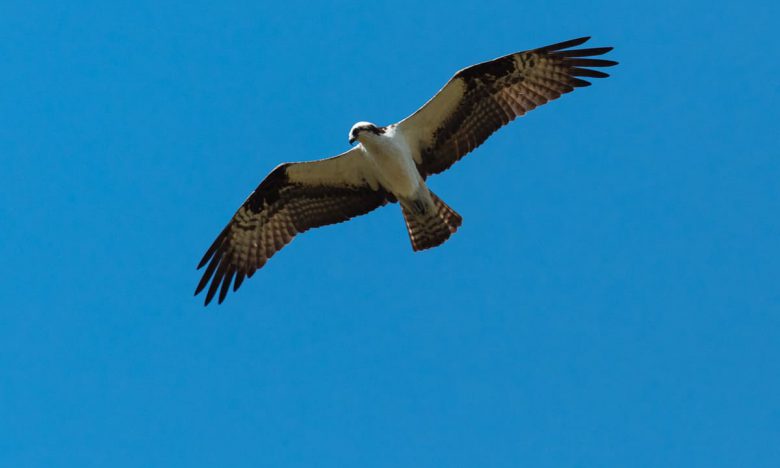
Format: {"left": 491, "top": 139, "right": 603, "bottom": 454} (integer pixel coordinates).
{"left": 401, "top": 190, "right": 462, "bottom": 251}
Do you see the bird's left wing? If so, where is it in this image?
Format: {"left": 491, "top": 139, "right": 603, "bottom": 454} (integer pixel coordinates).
{"left": 195, "top": 147, "right": 388, "bottom": 305}
{"left": 397, "top": 36, "right": 617, "bottom": 177}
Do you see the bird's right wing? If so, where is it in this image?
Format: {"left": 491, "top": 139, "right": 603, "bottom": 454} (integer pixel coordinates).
{"left": 397, "top": 37, "right": 617, "bottom": 177}
{"left": 195, "top": 147, "right": 388, "bottom": 305}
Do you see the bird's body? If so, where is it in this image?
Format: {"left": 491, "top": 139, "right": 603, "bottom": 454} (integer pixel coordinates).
{"left": 195, "top": 37, "right": 618, "bottom": 305}
{"left": 357, "top": 124, "right": 422, "bottom": 200}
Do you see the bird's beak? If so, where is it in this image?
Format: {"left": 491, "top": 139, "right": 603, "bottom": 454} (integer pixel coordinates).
{"left": 349, "top": 137, "right": 356, "bottom": 145}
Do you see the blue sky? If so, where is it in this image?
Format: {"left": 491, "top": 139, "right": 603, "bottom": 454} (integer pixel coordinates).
{"left": 1, "top": 1, "right": 778, "bottom": 466}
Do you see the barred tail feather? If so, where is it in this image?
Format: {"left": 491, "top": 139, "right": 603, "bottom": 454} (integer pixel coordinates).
{"left": 402, "top": 191, "right": 462, "bottom": 251}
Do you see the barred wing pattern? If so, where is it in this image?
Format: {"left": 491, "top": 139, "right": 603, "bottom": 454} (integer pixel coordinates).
{"left": 399, "top": 37, "right": 617, "bottom": 176}
{"left": 195, "top": 150, "right": 388, "bottom": 305}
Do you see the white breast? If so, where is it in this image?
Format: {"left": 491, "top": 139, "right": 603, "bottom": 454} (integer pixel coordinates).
{"left": 360, "top": 126, "right": 423, "bottom": 198}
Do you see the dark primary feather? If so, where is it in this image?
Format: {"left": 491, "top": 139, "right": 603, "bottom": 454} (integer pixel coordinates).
{"left": 414, "top": 36, "right": 617, "bottom": 176}
{"left": 195, "top": 165, "right": 388, "bottom": 305}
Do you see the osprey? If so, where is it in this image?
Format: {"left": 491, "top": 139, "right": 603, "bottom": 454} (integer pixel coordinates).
{"left": 195, "top": 36, "right": 617, "bottom": 305}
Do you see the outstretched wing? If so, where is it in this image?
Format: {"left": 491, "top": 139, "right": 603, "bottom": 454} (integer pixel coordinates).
{"left": 195, "top": 148, "right": 388, "bottom": 305}
{"left": 397, "top": 37, "right": 617, "bottom": 177}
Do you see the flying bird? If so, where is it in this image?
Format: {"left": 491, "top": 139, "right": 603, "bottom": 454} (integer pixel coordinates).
{"left": 195, "top": 36, "right": 617, "bottom": 305}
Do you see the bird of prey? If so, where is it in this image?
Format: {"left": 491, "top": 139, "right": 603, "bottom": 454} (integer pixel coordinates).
{"left": 195, "top": 36, "right": 617, "bottom": 305}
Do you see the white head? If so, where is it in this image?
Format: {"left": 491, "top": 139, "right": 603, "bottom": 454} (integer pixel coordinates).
{"left": 349, "top": 121, "right": 385, "bottom": 145}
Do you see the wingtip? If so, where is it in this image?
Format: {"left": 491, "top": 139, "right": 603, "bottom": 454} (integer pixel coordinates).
{"left": 196, "top": 248, "right": 214, "bottom": 270}
{"left": 196, "top": 285, "right": 212, "bottom": 306}
{"left": 233, "top": 272, "right": 245, "bottom": 292}
{"left": 204, "top": 289, "right": 217, "bottom": 306}
{"left": 566, "top": 36, "right": 591, "bottom": 47}
{"left": 564, "top": 36, "right": 591, "bottom": 47}
{"left": 570, "top": 67, "right": 611, "bottom": 78}
{"left": 218, "top": 268, "right": 235, "bottom": 304}
{"left": 536, "top": 36, "right": 592, "bottom": 53}
{"left": 570, "top": 78, "right": 593, "bottom": 87}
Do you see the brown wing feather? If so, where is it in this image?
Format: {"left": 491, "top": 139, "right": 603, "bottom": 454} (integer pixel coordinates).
{"left": 402, "top": 37, "right": 617, "bottom": 176}
{"left": 195, "top": 163, "right": 388, "bottom": 305}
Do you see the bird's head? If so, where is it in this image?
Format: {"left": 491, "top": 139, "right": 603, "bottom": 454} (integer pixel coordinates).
{"left": 349, "top": 121, "right": 383, "bottom": 145}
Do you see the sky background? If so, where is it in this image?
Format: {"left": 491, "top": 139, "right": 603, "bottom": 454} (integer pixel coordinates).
{"left": 1, "top": 1, "right": 779, "bottom": 466}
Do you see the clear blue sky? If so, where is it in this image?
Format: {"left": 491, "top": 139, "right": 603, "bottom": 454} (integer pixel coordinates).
{"left": 2, "top": 1, "right": 778, "bottom": 466}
